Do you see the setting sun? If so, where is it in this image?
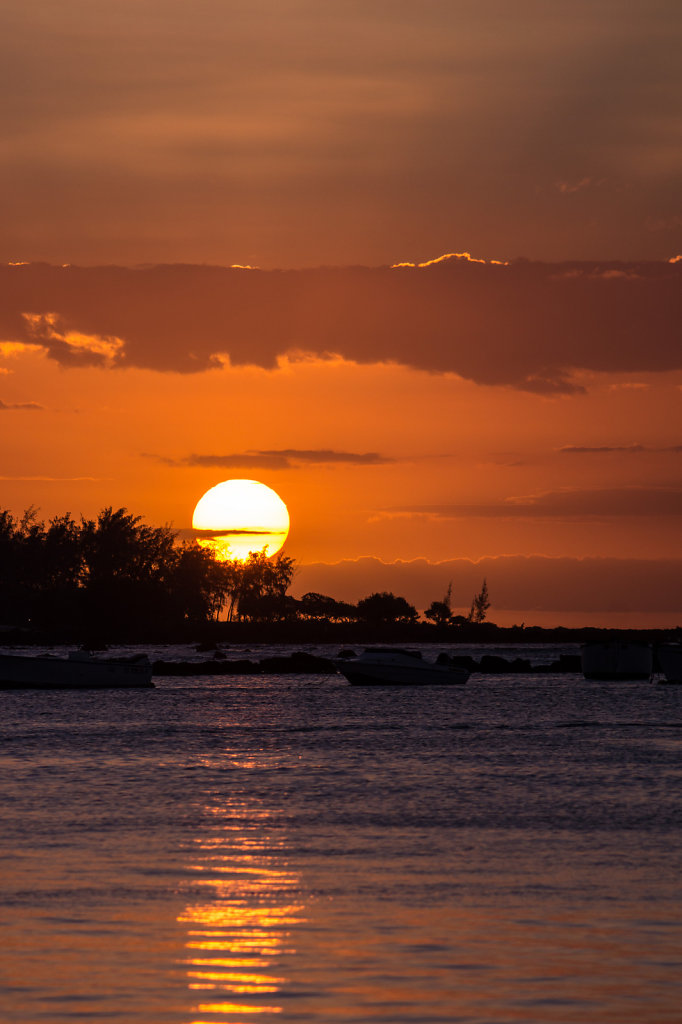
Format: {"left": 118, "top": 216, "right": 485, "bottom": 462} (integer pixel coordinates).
{"left": 192, "top": 479, "right": 290, "bottom": 562}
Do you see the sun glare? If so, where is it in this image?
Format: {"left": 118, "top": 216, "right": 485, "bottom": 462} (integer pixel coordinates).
{"left": 192, "top": 479, "right": 290, "bottom": 562}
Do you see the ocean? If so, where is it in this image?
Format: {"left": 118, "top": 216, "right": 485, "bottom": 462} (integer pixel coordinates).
{"left": 1, "top": 643, "right": 680, "bottom": 1023}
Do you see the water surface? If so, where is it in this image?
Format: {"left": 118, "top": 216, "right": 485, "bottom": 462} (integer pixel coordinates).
{"left": 1, "top": 647, "right": 680, "bottom": 1023}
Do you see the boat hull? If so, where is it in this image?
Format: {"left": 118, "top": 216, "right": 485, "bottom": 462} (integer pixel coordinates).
{"left": 335, "top": 650, "right": 469, "bottom": 686}
{"left": 580, "top": 642, "right": 652, "bottom": 681}
{"left": 657, "top": 645, "right": 682, "bottom": 684}
{"left": 0, "top": 653, "right": 154, "bottom": 689}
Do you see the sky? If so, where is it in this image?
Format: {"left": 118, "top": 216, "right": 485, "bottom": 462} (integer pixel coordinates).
{"left": 1, "top": 0, "right": 681, "bottom": 626}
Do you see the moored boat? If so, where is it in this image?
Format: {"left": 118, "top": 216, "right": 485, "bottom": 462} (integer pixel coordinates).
{"left": 0, "top": 650, "right": 154, "bottom": 689}
{"left": 335, "top": 648, "right": 469, "bottom": 686}
{"left": 580, "top": 642, "right": 652, "bottom": 681}
{"left": 656, "top": 644, "right": 682, "bottom": 684}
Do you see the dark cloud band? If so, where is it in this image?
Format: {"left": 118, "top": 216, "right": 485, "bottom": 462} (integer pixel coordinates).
{"left": 392, "top": 486, "right": 682, "bottom": 518}
{"left": 2, "top": 260, "right": 681, "bottom": 391}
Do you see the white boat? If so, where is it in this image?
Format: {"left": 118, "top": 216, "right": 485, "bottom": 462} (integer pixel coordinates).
{"left": 657, "top": 644, "right": 682, "bottom": 684}
{"left": 0, "top": 650, "right": 154, "bottom": 689}
{"left": 580, "top": 642, "right": 652, "bottom": 681}
{"left": 335, "top": 649, "right": 469, "bottom": 686}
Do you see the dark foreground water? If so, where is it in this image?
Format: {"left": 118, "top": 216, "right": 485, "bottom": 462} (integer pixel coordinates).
{"left": 1, "top": 645, "right": 681, "bottom": 1023}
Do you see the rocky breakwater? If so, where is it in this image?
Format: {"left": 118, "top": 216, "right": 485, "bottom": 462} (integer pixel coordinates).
{"left": 151, "top": 650, "right": 582, "bottom": 676}
{"left": 152, "top": 651, "right": 336, "bottom": 675}
{"left": 436, "top": 652, "right": 581, "bottom": 674}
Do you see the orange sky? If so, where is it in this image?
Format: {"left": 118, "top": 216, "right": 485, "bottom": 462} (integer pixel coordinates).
{"left": 1, "top": 2, "right": 681, "bottom": 626}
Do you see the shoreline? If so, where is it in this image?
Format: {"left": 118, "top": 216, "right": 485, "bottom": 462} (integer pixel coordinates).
{"left": 2, "top": 620, "right": 679, "bottom": 648}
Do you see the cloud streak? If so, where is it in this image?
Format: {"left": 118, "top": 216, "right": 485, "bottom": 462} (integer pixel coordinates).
{"left": 0, "top": 398, "right": 43, "bottom": 410}
{"left": 389, "top": 487, "right": 682, "bottom": 519}
{"left": 0, "top": 475, "right": 100, "bottom": 482}
{"left": 2, "top": 259, "right": 681, "bottom": 392}
{"left": 560, "top": 444, "right": 682, "bottom": 454}
{"left": 153, "top": 449, "right": 392, "bottom": 470}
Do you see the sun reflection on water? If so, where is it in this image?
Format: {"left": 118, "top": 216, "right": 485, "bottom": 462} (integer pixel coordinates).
{"left": 179, "top": 815, "right": 304, "bottom": 1024}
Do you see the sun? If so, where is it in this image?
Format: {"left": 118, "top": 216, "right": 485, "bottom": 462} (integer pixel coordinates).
{"left": 192, "top": 479, "right": 290, "bottom": 562}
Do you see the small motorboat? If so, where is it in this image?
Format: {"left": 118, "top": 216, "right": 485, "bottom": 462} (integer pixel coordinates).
{"left": 656, "top": 644, "right": 682, "bottom": 684}
{"left": 580, "top": 642, "right": 653, "bottom": 681}
{"left": 334, "top": 648, "right": 469, "bottom": 686}
{"left": 0, "top": 650, "right": 154, "bottom": 689}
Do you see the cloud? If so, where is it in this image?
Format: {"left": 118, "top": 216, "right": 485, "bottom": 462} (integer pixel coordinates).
{"left": 517, "top": 374, "right": 586, "bottom": 396}
{"left": 387, "top": 487, "right": 682, "bottom": 519}
{"left": 21, "top": 312, "right": 123, "bottom": 367}
{"left": 1, "top": 259, "right": 681, "bottom": 392}
{"left": 154, "top": 449, "right": 392, "bottom": 470}
{"left": 0, "top": 342, "right": 35, "bottom": 357}
{"left": 560, "top": 444, "right": 682, "bottom": 454}
{"left": 3, "top": 2, "right": 682, "bottom": 268}
{"left": 606, "top": 381, "right": 650, "bottom": 391}
{"left": 390, "top": 251, "right": 508, "bottom": 268}
{"left": 0, "top": 475, "right": 100, "bottom": 482}
{"left": 194, "top": 528, "right": 282, "bottom": 539}
{"left": 0, "top": 399, "right": 43, "bottom": 410}
{"left": 555, "top": 177, "right": 594, "bottom": 194}
{"left": 259, "top": 449, "right": 391, "bottom": 465}
{"left": 292, "top": 554, "right": 682, "bottom": 616}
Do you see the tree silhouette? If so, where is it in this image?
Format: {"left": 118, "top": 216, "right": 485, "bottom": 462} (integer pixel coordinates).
{"left": 425, "top": 580, "right": 454, "bottom": 625}
{"left": 0, "top": 504, "right": 445, "bottom": 636}
{"left": 171, "top": 542, "right": 230, "bottom": 623}
{"left": 298, "top": 592, "right": 358, "bottom": 621}
{"left": 357, "top": 591, "right": 418, "bottom": 624}
{"left": 78, "top": 508, "right": 179, "bottom": 632}
{"left": 222, "top": 549, "right": 296, "bottom": 621}
{"left": 424, "top": 600, "right": 451, "bottom": 624}
{"left": 468, "top": 578, "right": 491, "bottom": 623}
{"left": 0, "top": 505, "right": 237, "bottom": 634}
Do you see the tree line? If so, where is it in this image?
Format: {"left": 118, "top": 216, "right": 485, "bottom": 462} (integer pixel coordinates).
{"left": 0, "top": 506, "right": 490, "bottom": 636}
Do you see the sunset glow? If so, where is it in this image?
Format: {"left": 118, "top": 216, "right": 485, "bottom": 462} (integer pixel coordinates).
{"left": 4, "top": 6, "right": 682, "bottom": 1024}
{"left": 192, "top": 480, "right": 290, "bottom": 562}
{"left": 1, "top": 1, "right": 680, "bottom": 625}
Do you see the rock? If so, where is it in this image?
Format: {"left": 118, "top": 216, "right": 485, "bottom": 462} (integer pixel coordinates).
{"left": 259, "top": 652, "right": 335, "bottom": 673}
{"left": 479, "top": 654, "right": 515, "bottom": 672}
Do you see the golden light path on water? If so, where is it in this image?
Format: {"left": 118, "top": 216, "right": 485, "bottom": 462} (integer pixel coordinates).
{"left": 178, "top": 796, "right": 304, "bottom": 1023}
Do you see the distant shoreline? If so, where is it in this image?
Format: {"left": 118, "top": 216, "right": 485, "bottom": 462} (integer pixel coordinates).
{"left": 1, "top": 620, "right": 678, "bottom": 648}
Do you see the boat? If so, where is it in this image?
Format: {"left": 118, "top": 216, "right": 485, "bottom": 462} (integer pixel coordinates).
{"left": 656, "top": 644, "right": 682, "bottom": 684}
{"left": 0, "top": 650, "right": 154, "bottom": 689}
{"left": 334, "top": 648, "right": 469, "bottom": 686}
{"left": 580, "top": 642, "right": 652, "bottom": 681}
